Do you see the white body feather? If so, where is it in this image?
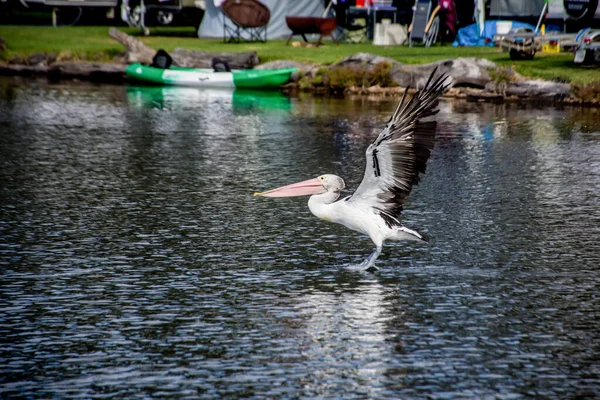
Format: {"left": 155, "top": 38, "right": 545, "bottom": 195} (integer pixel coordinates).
{"left": 308, "top": 190, "right": 424, "bottom": 251}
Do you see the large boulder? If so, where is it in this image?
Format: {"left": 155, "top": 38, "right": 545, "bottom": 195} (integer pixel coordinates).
{"left": 330, "top": 53, "right": 522, "bottom": 89}
{"left": 502, "top": 80, "right": 571, "bottom": 98}
{"left": 26, "top": 52, "right": 58, "bottom": 67}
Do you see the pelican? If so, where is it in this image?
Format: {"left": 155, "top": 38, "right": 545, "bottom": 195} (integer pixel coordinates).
{"left": 255, "top": 70, "right": 449, "bottom": 271}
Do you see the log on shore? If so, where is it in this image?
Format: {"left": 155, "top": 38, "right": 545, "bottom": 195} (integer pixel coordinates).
{"left": 48, "top": 62, "right": 127, "bottom": 82}
{"left": 108, "top": 27, "right": 156, "bottom": 65}
{"left": 0, "top": 61, "right": 126, "bottom": 82}
{"left": 108, "top": 27, "right": 260, "bottom": 69}
{"left": 0, "top": 64, "right": 49, "bottom": 77}
{"left": 170, "top": 48, "right": 260, "bottom": 69}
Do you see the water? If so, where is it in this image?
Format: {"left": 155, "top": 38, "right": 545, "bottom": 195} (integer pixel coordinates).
{"left": 1, "top": 78, "right": 599, "bottom": 399}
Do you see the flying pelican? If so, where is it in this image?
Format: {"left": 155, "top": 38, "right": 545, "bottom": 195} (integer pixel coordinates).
{"left": 255, "top": 69, "right": 449, "bottom": 271}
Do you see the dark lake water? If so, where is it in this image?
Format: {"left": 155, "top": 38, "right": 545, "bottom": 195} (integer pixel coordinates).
{"left": 1, "top": 77, "right": 599, "bottom": 399}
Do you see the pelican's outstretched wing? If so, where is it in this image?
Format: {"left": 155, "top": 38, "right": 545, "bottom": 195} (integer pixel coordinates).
{"left": 347, "top": 68, "right": 449, "bottom": 227}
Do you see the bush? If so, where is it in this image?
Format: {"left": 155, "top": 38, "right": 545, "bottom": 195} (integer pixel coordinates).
{"left": 571, "top": 81, "right": 600, "bottom": 103}
{"left": 488, "top": 66, "right": 515, "bottom": 84}
{"left": 300, "top": 61, "right": 396, "bottom": 94}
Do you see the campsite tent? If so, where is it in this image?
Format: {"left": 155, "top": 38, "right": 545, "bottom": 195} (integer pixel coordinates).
{"left": 198, "top": 0, "right": 326, "bottom": 39}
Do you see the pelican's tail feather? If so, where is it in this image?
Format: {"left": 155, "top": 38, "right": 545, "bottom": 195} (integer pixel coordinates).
{"left": 392, "top": 226, "right": 429, "bottom": 243}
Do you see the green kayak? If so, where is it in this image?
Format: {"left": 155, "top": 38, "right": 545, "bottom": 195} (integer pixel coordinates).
{"left": 125, "top": 63, "right": 297, "bottom": 89}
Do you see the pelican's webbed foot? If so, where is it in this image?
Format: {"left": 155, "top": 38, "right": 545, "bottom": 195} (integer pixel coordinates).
{"left": 358, "top": 248, "right": 381, "bottom": 272}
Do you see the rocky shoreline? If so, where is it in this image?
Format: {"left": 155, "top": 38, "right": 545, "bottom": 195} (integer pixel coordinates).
{"left": 0, "top": 51, "right": 597, "bottom": 107}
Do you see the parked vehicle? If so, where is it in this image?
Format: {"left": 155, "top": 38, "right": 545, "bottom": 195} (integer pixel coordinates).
{"left": 574, "top": 28, "right": 600, "bottom": 65}
{"left": 0, "top": 0, "right": 204, "bottom": 28}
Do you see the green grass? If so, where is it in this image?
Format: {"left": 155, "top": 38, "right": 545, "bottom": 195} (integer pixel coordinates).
{"left": 0, "top": 25, "right": 598, "bottom": 84}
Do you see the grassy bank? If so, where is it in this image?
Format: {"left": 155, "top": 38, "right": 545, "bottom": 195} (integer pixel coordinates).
{"left": 0, "top": 25, "right": 599, "bottom": 84}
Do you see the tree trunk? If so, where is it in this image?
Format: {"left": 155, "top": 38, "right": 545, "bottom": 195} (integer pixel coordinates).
{"left": 108, "top": 27, "right": 260, "bottom": 69}
{"left": 170, "top": 48, "right": 260, "bottom": 69}
{"left": 108, "top": 27, "right": 156, "bottom": 65}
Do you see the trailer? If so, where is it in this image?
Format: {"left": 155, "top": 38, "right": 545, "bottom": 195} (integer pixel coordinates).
{"left": 494, "top": 28, "right": 578, "bottom": 60}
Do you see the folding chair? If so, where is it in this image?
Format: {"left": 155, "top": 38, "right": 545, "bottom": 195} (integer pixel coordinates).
{"left": 409, "top": 0, "right": 440, "bottom": 47}
{"left": 220, "top": 0, "right": 270, "bottom": 43}
{"left": 332, "top": 2, "right": 367, "bottom": 43}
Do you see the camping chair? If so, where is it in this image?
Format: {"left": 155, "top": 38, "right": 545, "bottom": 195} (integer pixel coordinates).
{"left": 220, "top": 0, "right": 270, "bottom": 43}
{"left": 409, "top": 0, "right": 441, "bottom": 47}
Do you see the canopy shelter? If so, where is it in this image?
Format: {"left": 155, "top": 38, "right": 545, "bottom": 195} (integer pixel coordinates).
{"left": 489, "top": 0, "right": 547, "bottom": 17}
{"left": 489, "top": 0, "right": 600, "bottom": 31}
{"left": 487, "top": 0, "right": 599, "bottom": 20}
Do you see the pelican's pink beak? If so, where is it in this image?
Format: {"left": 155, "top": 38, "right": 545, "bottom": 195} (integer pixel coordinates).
{"left": 254, "top": 177, "right": 325, "bottom": 198}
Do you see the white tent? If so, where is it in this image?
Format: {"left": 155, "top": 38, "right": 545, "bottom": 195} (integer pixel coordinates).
{"left": 490, "top": 0, "right": 600, "bottom": 20}
{"left": 489, "top": 0, "right": 546, "bottom": 17}
{"left": 198, "top": 0, "right": 326, "bottom": 40}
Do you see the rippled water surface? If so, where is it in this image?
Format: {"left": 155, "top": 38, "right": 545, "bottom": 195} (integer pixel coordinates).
{"left": 1, "top": 78, "right": 599, "bottom": 399}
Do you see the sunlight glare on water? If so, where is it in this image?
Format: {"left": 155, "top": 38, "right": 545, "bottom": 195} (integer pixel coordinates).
{"left": 0, "top": 79, "right": 599, "bottom": 399}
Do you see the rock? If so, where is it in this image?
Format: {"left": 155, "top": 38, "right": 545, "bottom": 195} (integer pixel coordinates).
{"left": 503, "top": 80, "right": 571, "bottom": 98}
{"left": 332, "top": 52, "right": 395, "bottom": 69}
{"left": 24, "top": 52, "right": 58, "bottom": 67}
{"left": 8, "top": 56, "right": 25, "bottom": 65}
{"left": 27, "top": 52, "right": 49, "bottom": 66}
{"left": 256, "top": 60, "right": 319, "bottom": 81}
{"left": 330, "top": 53, "right": 522, "bottom": 89}
{"left": 256, "top": 60, "right": 317, "bottom": 72}
{"left": 418, "top": 58, "right": 501, "bottom": 88}
{"left": 466, "top": 89, "right": 505, "bottom": 102}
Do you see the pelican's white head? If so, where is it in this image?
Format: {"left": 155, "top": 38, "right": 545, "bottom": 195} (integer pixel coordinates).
{"left": 254, "top": 174, "right": 345, "bottom": 198}
{"left": 317, "top": 174, "right": 345, "bottom": 194}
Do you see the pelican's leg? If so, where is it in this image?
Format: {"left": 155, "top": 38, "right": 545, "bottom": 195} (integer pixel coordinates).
{"left": 358, "top": 247, "right": 381, "bottom": 272}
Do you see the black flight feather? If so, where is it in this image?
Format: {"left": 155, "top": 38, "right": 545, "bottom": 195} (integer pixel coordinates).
{"left": 347, "top": 68, "right": 450, "bottom": 228}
